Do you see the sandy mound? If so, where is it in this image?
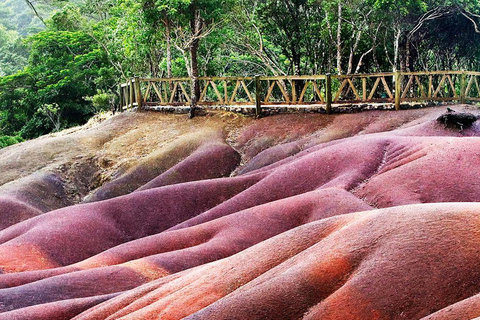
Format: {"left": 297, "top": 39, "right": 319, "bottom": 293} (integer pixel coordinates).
{"left": 70, "top": 203, "right": 480, "bottom": 320}
{"left": 1, "top": 106, "right": 480, "bottom": 319}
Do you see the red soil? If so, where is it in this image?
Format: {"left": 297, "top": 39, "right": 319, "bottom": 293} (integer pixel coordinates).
{"left": 1, "top": 106, "right": 480, "bottom": 319}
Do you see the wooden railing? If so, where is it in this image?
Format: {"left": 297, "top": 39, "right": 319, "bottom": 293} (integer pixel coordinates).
{"left": 119, "top": 71, "right": 480, "bottom": 115}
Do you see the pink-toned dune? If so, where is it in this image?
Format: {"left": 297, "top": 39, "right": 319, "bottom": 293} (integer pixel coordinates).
{"left": 1, "top": 107, "right": 480, "bottom": 319}
{"left": 71, "top": 203, "right": 480, "bottom": 320}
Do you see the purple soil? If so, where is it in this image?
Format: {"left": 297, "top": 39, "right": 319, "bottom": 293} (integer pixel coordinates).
{"left": 75, "top": 204, "right": 480, "bottom": 320}
{"left": 0, "top": 188, "right": 370, "bottom": 311}
{"left": 0, "top": 171, "right": 70, "bottom": 210}
{"left": 136, "top": 143, "right": 240, "bottom": 191}
{"left": 0, "top": 173, "right": 73, "bottom": 231}
{"left": 421, "top": 293, "right": 480, "bottom": 319}
{"left": 0, "top": 197, "right": 42, "bottom": 231}
{"left": 0, "top": 174, "right": 262, "bottom": 273}
{"left": 0, "top": 188, "right": 367, "bottom": 278}
{"left": 85, "top": 133, "right": 236, "bottom": 203}
{"left": 0, "top": 294, "right": 118, "bottom": 320}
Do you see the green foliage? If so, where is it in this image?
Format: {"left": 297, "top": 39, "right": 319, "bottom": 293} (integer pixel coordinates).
{"left": 0, "top": 0, "right": 46, "bottom": 36}
{"left": 0, "top": 134, "right": 24, "bottom": 149}
{"left": 0, "top": 22, "right": 29, "bottom": 76}
{"left": 0, "top": 24, "right": 115, "bottom": 139}
{"left": 85, "top": 90, "right": 116, "bottom": 112}
{"left": 1, "top": 0, "right": 480, "bottom": 145}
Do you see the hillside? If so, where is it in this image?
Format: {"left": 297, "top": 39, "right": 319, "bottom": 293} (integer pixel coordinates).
{"left": 1, "top": 106, "right": 480, "bottom": 319}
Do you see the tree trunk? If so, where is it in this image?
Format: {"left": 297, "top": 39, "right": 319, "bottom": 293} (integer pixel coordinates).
{"left": 165, "top": 16, "right": 172, "bottom": 78}
{"left": 189, "top": 7, "right": 202, "bottom": 119}
{"left": 292, "top": 50, "right": 301, "bottom": 76}
{"left": 165, "top": 15, "right": 174, "bottom": 92}
{"left": 336, "top": 1, "right": 342, "bottom": 75}
{"left": 405, "top": 38, "right": 411, "bottom": 71}
{"left": 393, "top": 27, "right": 401, "bottom": 72}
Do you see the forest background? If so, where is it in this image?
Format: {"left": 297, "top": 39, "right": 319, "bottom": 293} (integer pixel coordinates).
{"left": 1, "top": 0, "right": 480, "bottom": 147}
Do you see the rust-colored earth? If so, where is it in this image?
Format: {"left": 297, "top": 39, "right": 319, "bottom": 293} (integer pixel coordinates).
{"left": 0, "top": 106, "right": 479, "bottom": 319}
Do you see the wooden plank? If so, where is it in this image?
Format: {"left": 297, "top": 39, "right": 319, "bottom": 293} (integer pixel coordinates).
{"left": 199, "top": 76, "right": 253, "bottom": 81}
{"left": 401, "top": 97, "right": 427, "bottom": 102}
{"left": 229, "top": 80, "right": 241, "bottom": 103}
{"left": 291, "top": 80, "right": 296, "bottom": 103}
{"left": 346, "top": 78, "right": 360, "bottom": 100}
{"left": 224, "top": 80, "right": 228, "bottom": 103}
{"left": 134, "top": 77, "right": 143, "bottom": 111}
{"left": 178, "top": 82, "right": 191, "bottom": 103}
{"left": 475, "top": 76, "right": 480, "bottom": 98}
{"left": 362, "top": 78, "right": 367, "bottom": 101}
{"left": 312, "top": 82, "right": 325, "bottom": 103}
{"left": 169, "top": 82, "right": 179, "bottom": 103}
{"left": 275, "top": 81, "right": 290, "bottom": 103}
{"left": 333, "top": 72, "right": 395, "bottom": 79}
{"left": 325, "top": 74, "right": 332, "bottom": 114}
{"left": 129, "top": 80, "right": 134, "bottom": 108}
{"left": 255, "top": 76, "right": 262, "bottom": 116}
{"left": 446, "top": 75, "right": 458, "bottom": 98}
{"left": 394, "top": 72, "right": 401, "bottom": 110}
{"left": 261, "top": 101, "right": 326, "bottom": 106}
{"left": 414, "top": 75, "right": 427, "bottom": 98}
{"left": 433, "top": 75, "right": 447, "bottom": 98}
{"left": 428, "top": 75, "right": 432, "bottom": 98}
{"left": 143, "top": 82, "right": 152, "bottom": 103}
{"left": 260, "top": 75, "right": 326, "bottom": 81}
{"left": 264, "top": 81, "right": 276, "bottom": 102}
{"left": 152, "top": 83, "right": 165, "bottom": 104}
{"left": 465, "top": 75, "right": 474, "bottom": 97}
{"left": 164, "top": 81, "right": 169, "bottom": 102}
{"left": 430, "top": 97, "right": 457, "bottom": 102}
{"left": 381, "top": 76, "right": 393, "bottom": 99}
{"left": 209, "top": 81, "right": 224, "bottom": 104}
{"left": 140, "top": 77, "right": 190, "bottom": 82}
{"left": 402, "top": 75, "right": 414, "bottom": 98}
{"left": 368, "top": 77, "right": 381, "bottom": 100}
{"left": 298, "top": 81, "right": 310, "bottom": 103}
{"left": 199, "top": 81, "right": 209, "bottom": 102}
{"left": 401, "top": 71, "right": 463, "bottom": 76}
{"left": 333, "top": 79, "right": 348, "bottom": 102}
{"left": 241, "top": 80, "right": 254, "bottom": 103}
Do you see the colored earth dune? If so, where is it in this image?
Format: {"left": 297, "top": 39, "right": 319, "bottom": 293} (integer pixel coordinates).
{"left": 0, "top": 106, "right": 480, "bottom": 319}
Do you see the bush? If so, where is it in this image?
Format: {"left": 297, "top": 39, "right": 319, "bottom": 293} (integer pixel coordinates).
{"left": 85, "top": 90, "right": 116, "bottom": 112}
{"left": 0, "top": 134, "right": 23, "bottom": 148}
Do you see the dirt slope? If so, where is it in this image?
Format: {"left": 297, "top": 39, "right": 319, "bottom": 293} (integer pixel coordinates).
{"left": 1, "top": 106, "right": 480, "bottom": 319}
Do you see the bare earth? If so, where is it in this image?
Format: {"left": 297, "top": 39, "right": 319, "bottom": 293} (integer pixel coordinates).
{"left": 0, "top": 106, "right": 479, "bottom": 319}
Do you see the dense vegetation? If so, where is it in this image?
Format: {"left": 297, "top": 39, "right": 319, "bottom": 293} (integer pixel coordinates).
{"left": 1, "top": 0, "right": 480, "bottom": 146}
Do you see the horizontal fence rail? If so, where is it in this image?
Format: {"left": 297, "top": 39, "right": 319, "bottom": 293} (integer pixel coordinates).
{"left": 119, "top": 71, "right": 480, "bottom": 115}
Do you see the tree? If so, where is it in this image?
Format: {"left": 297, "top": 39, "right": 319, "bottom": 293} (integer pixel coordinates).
{"left": 148, "top": 0, "right": 232, "bottom": 117}
{"left": 0, "top": 27, "right": 115, "bottom": 139}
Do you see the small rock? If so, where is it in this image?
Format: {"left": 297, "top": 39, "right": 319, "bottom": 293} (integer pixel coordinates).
{"left": 437, "top": 112, "right": 478, "bottom": 131}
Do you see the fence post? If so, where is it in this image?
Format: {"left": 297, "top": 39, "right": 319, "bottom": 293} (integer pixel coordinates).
{"left": 395, "top": 71, "right": 401, "bottom": 111}
{"left": 134, "top": 76, "right": 143, "bottom": 111}
{"left": 255, "top": 75, "right": 262, "bottom": 117}
{"left": 325, "top": 73, "right": 332, "bottom": 114}
{"left": 460, "top": 71, "right": 466, "bottom": 104}
{"left": 118, "top": 84, "right": 123, "bottom": 113}
{"left": 129, "top": 79, "right": 134, "bottom": 109}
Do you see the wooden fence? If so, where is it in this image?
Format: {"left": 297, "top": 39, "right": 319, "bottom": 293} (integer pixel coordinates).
{"left": 119, "top": 71, "right": 480, "bottom": 115}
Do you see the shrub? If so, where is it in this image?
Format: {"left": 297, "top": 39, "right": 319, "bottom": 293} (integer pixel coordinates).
{"left": 0, "top": 134, "right": 23, "bottom": 149}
